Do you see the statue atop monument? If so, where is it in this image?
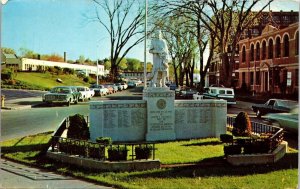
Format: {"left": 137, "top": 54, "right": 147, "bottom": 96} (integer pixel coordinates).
{"left": 149, "top": 29, "right": 169, "bottom": 88}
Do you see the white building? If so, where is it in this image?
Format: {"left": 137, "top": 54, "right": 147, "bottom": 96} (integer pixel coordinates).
{"left": 19, "top": 58, "right": 105, "bottom": 76}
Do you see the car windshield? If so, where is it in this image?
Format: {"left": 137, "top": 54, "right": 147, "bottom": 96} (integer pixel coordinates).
{"left": 51, "top": 87, "right": 70, "bottom": 94}
{"left": 277, "top": 100, "right": 298, "bottom": 108}
{"left": 77, "top": 87, "right": 85, "bottom": 91}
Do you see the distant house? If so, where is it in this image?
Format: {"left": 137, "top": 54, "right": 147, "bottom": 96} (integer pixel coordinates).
{"left": 1, "top": 52, "right": 22, "bottom": 70}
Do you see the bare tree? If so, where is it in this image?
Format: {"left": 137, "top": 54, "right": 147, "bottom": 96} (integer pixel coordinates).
{"left": 151, "top": 0, "right": 273, "bottom": 88}
{"left": 186, "top": 0, "right": 273, "bottom": 87}
{"left": 91, "top": 0, "right": 145, "bottom": 81}
{"left": 150, "top": 0, "right": 215, "bottom": 90}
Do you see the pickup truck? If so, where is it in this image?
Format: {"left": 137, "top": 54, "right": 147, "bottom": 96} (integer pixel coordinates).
{"left": 75, "top": 86, "right": 94, "bottom": 101}
{"left": 42, "top": 86, "right": 81, "bottom": 106}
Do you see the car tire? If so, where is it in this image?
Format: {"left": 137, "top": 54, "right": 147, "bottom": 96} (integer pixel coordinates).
{"left": 74, "top": 98, "right": 78, "bottom": 104}
{"left": 66, "top": 100, "right": 71, "bottom": 106}
{"left": 256, "top": 109, "right": 261, "bottom": 118}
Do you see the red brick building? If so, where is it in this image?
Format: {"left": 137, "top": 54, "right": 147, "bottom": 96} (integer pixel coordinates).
{"left": 237, "top": 22, "right": 299, "bottom": 95}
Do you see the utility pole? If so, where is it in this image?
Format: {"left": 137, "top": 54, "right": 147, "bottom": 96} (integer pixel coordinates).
{"left": 143, "top": 0, "right": 148, "bottom": 88}
{"left": 97, "top": 60, "right": 99, "bottom": 86}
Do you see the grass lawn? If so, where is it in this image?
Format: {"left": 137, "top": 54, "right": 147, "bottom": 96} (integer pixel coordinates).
{"left": 2, "top": 72, "right": 93, "bottom": 90}
{"left": 1, "top": 132, "right": 298, "bottom": 189}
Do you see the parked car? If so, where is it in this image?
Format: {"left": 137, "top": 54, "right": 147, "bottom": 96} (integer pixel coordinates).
{"left": 262, "top": 106, "right": 298, "bottom": 134}
{"left": 180, "top": 88, "right": 198, "bottom": 99}
{"left": 121, "top": 82, "right": 128, "bottom": 90}
{"left": 128, "top": 81, "right": 137, "bottom": 88}
{"left": 105, "top": 84, "right": 118, "bottom": 93}
{"left": 169, "top": 83, "right": 177, "bottom": 90}
{"left": 75, "top": 86, "right": 94, "bottom": 101}
{"left": 42, "top": 86, "right": 81, "bottom": 106}
{"left": 252, "top": 99, "right": 298, "bottom": 118}
{"left": 90, "top": 84, "right": 108, "bottom": 96}
{"left": 203, "top": 87, "right": 236, "bottom": 105}
{"left": 115, "top": 83, "right": 124, "bottom": 91}
{"left": 103, "top": 84, "right": 114, "bottom": 94}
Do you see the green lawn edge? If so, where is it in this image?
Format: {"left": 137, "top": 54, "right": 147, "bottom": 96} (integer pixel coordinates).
{"left": 1, "top": 132, "right": 298, "bottom": 189}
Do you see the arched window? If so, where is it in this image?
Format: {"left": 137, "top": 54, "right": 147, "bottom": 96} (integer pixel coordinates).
{"left": 262, "top": 41, "right": 266, "bottom": 60}
{"left": 242, "top": 46, "right": 246, "bottom": 62}
{"left": 256, "top": 43, "right": 260, "bottom": 61}
{"left": 275, "top": 37, "right": 281, "bottom": 58}
{"left": 296, "top": 32, "right": 299, "bottom": 55}
{"left": 283, "top": 35, "right": 289, "bottom": 57}
{"left": 268, "top": 39, "right": 273, "bottom": 59}
{"left": 250, "top": 44, "right": 254, "bottom": 61}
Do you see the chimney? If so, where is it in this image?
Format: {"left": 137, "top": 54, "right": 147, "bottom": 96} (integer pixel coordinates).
{"left": 64, "top": 52, "right": 66, "bottom": 62}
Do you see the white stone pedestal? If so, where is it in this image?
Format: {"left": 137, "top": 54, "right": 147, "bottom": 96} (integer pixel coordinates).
{"left": 143, "top": 87, "right": 176, "bottom": 141}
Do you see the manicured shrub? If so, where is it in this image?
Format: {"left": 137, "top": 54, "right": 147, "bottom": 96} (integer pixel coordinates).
{"left": 83, "top": 76, "right": 90, "bottom": 83}
{"left": 135, "top": 145, "right": 152, "bottom": 160}
{"left": 108, "top": 146, "right": 128, "bottom": 161}
{"left": 232, "top": 112, "right": 252, "bottom": 137}
{"left": 95, "top": 137, "right": 112, "bottom": 146}
{"left": 88, "top": 144, "right": 105, "bottom": 160}
{"left": 223, "top": 145, "right": 242, "bottom": 156}
{"left": 220, "top": 134, "right": 233, "bottom": 144}
{"left": 67, "top": 114, "right": 90, "bottom": 140}
{"left": 244, "top": 141, "right": 270, "bottom": 154}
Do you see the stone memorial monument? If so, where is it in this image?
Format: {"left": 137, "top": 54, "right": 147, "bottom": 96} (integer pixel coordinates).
{"left": 143, "top": 29, "right": 176, "bottom": 141}
{"left": 89, "top": 29, "right": 227, "bottom": 143}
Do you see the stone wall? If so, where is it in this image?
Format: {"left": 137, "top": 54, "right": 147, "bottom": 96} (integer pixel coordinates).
{"left": 90, "top": 99, "right": 227, "bottom": 142}
{"left": 90, "top": 100, "right": 147, "bottom": 142}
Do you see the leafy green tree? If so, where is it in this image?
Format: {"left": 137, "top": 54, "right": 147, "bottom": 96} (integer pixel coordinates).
{"left": 77, "top": 55, "right": 85, "bottom": 64}
{"left": 126, "top": 58, "right": 141, "bottom": 71}
{"left": 19, "top": 47, "right": 38, "bottom": 59}
{"left": 104, "top": 59, "right": 111, "bottom": 70}
{"left": 118, "top": 58, "right": 128, "bottom": 71}
{"left": 1, "top": 47, "right": 16, "bottom": 54}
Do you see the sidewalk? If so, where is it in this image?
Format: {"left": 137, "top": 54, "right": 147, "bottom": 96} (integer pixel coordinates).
{"left": 0, "top": 158, "right": 111, "bottom": 189}
{"left": 1, "top": 97, "right": 43, "bottom": 110}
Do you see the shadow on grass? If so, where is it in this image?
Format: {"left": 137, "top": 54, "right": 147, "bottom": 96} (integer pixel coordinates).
{"left": 182, "top": 141, "right": 222, "bottom": 146}
{"left": 126, "top": 153, "right": 298, "bottom": 179}
{"left": 1, "top": 144, "right": 50, "bottom": 153}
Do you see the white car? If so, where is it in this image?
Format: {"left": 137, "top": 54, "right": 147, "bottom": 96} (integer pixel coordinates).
{"left": 75, "top": 86, "right": 94, "bottom": 101}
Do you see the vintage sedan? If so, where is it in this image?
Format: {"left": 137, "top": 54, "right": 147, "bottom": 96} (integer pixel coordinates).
{"left": 90, "top": 84, "right": 108, "bottom": 96}
{"left": 180, "top": 88, "right": 198, "bottom": 99}
{"left": 42, "top": 86, "right": 81, "bottom": 106}
{"left": 263, "top": 106, "right": 298, "bottom": 134}
{"left": 75, "top": 86, "right": 94, "bottom": 101}
{"left": 252, "top": 99, "right": 298, "bottom": 118}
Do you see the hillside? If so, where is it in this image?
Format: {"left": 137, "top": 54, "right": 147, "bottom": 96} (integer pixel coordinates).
{"left": 2, "top": 72, "right": 93, "bottom": 91}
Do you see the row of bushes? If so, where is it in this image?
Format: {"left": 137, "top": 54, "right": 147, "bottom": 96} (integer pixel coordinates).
{"left": 223, "top": 141, "right": 270, "bottom": 156}
{"left": 58, "top": 140, "right": 153, "bottom": 161}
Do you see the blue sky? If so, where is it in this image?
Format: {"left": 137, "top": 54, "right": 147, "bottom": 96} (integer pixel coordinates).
{"left": 1, "top": 0, "right": 299, "bottom": 62}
